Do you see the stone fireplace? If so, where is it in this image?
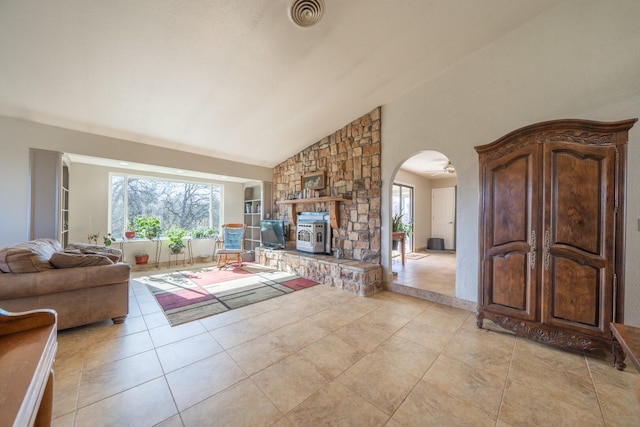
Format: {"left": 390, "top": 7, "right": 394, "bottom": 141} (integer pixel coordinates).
{"left": 262, "top": 108, "right": 383, "bottom": 296}
{"left": 272, "top": 107, "right": 382, "bottom": 264}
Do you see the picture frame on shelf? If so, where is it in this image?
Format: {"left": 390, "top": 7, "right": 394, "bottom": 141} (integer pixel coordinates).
{"left": 301, "top": 171, "right": 326, "bottom": 191}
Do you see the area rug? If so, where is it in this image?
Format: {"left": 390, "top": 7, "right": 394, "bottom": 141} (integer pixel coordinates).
{"left": 136, "top": 264, "right": 319, "bottom": 326}
{"left": 405, "top": 252, "right": 429, "bottom": 260}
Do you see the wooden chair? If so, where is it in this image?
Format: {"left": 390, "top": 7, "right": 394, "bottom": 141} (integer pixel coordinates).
{"left": 216, "top": 223, "right": 246, "bottom": 267}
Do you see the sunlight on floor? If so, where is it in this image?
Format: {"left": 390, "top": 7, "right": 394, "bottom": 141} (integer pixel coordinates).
{"left": 391, "top": 251, "right": 456, "bottom": 297}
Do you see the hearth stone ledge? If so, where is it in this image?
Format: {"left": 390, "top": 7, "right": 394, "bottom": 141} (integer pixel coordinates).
{"left": 255, "top": 247, "right": 383, "bottom": 296}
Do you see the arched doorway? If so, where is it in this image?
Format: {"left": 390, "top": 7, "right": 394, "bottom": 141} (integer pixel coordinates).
{"left": 389, "top": 150, "right": 457, "bottom": 300}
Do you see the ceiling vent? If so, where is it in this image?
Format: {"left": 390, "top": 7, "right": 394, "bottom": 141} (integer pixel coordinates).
{"left": 289, "top": 0, "right": 324, "bottom": 28}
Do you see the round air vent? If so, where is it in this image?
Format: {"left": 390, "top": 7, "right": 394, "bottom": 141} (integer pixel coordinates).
{"left": 289, "top": 0, "right": 325, "bottom": 27}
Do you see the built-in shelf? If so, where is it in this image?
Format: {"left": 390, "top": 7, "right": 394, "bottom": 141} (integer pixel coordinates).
{"left": 277, "top": 196, "right": 352, "bottom": 228}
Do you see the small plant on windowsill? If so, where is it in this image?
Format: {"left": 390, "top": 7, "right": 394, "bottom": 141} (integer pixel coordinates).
{"left": 103, "top": 233, "right": 116, "bottom": 246}
{"left": 88, "top": 233, "right": 99, "bottom": 245}
{"left": 124, "top": 222, "right": 136, "bottom": 239}
{"left": 167, "top": 227, "right": 186, "bottom": 254}
{"left": 189, "top": 225, "right": 217, "bottom": 239}
{"left": 134, "top": 251, "right": 149, "bottom": 265}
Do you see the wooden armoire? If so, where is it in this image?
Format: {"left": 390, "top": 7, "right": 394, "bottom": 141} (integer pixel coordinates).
{"left": 475, "top": 118, "right": 636, "bottom": 369}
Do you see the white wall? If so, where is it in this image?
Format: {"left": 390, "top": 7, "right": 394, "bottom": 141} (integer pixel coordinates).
{"left": 0, "top": 116, "right": 272, "bottom": 250}
{"left": 382, "top": 0, "right": 640, "bottom": 325}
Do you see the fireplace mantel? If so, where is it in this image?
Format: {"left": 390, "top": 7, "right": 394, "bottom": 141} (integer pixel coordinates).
{"left": 277, "top": 196, "right": 351, "bottom": 228}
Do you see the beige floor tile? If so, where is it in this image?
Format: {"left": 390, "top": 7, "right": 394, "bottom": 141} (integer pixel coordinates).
{"left": 148, "top": 319, "right": 207, "bottom": 347}
{"left": 47, "top": 261, "right": 640, "bottom": 427}
{"left": 251, "top": 305, "right": 306, "bottom": 332}
{"left": 355, "top": 308, "right": 413, "bottom": 335}
{"left": 394, "top": 317, "right": 457, "bottom": 352}
{"left": 331, "top": 320, "right": 391, "bottom": 353}
{"left": 165, "top": 351, "right": 247, "bottom": 411}
{"left": 52, "top": 361, "right": 82, "bottom": 419}
{"left": 443, "top": 326, "right": 515, "bottom": 378}
{"left": 181, "top": 378, "right": 282, "bottom": 427}
{"left": 270, "top": 416, "right": 295, "bottom": 427}
{"left": 143, "top": 311, "right": 170, "bottom": 329}
{"left": 74, "top": 377, "right": 177, "bottom": 427}
{"left": 370, "top": 335, "right": 439, "bottom": 378}
{"left": 423, "top": 353, "right": 507, "bottom": 419}
{"left": 391, "top": 379, "right": 496, "bottom": 426}
{"left": 137, "top": 298, "right": 162, "bottom": 315}
{"left": 51, "top": 411, "right": 75, "bottom": 427}
{"left": 587, "top": 357, "right": 640, "bottom": 426}
{"left": 286, "top": 381, "right": 389, "bottom": 426}
{"left": 300, "top": 333, "right": 367, "bottom": 378}
{"left": 82, "top": 330, "right": 155, "bottom": 369}
{"left": 156, "top": 331, "right": 224, "bottom": 373}
{"left": 77, "top": 350, "right": 163, "bottom": 408}
{"left": 498, "top": 372, "right": 605, "bottom": 426}
{"left": 209, "top": 316, "right": 272, "bottom": 349}
{"left": 197, "top": 302, "right": 257, "bottom": 330}
{"left": 154, "top": 414, "right": 185, "bottom": 427}
{"left": 228, "top": 333, "right": 294, "bottom": 375}
{"left": 269, "top": 318, "right": 330, "bottom": 350}
{"left": 337, "top": 353, "right": 420, "bottom": 415}
{"left": 251, "top": 353, "right": 329, "bottom": 413}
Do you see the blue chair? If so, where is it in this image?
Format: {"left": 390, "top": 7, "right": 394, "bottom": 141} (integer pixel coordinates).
{"left": 216, "top": 224, "right": 246, "bottom": 267}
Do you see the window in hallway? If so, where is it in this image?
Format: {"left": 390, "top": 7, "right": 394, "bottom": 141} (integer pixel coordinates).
{"left": 392, "top": 183, "right": 413, "bottom": 253}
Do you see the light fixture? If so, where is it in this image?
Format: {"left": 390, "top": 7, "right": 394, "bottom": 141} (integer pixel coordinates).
{"left": 289, "top": 0, "right": 324, "bottom": 27}
{"left": 444, "top": 161, "right": 455, "bottom": 174}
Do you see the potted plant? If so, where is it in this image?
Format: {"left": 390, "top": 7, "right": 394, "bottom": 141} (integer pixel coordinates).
{"left": 392, "top": 211, "right": 412, "bottom": 250}
{"left": 87, "top": 233, "right": 99, "bottom": 245}
{"left": 103, "top": 233, "right": 115, "bottom": 246}
{"left": 134, "top": 251, "right": 149, "bottom": 265}
{"left": 189, "top": 225, "right": 217, "bottom": 239}
{"left": 167, "top": 227, "right": 186, "bottom": 254}
{"left": 134, "top": 214, "right": 161, "bottom": 240}
{"left": 124, "top": 222, "right": 136, "bottom": 239}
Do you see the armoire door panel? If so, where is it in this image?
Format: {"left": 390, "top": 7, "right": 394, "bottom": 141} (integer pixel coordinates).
{"left": 488, "top": 253, "right": 529, "bottom": 312}
{"left": 549, "top": 257, "right": 600, "bottom": 327}
{"left": 542, "top": 142, "right": 615, "bottom": 337}
{"left": 481, "top": 144, "right": 539, "bottom": 322}
{"left": 548, "top": 147, "right": 614, "bottom": 255}
{"left": 489, "top": 155, "right": 534, "bottom": 247}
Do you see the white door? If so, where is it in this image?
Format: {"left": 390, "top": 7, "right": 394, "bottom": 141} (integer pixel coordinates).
{"left": 432, "top": 187, "right": 456, "bottom": 250}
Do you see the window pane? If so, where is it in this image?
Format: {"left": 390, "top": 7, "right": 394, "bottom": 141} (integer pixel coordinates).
{"left": 111, "top": 174, "right": 221, "bottom": 237}
{"left": 111, "top": 175, "right": 125, "bottom": 238}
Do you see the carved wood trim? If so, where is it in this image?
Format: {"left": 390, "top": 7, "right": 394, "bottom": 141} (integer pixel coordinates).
{"left": 477, "top": 310, "right": 612, "bottom": 352}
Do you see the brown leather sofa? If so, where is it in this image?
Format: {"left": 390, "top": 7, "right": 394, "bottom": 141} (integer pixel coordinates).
{"left": 0, "top": 239, "right": 130, "bottom": 329}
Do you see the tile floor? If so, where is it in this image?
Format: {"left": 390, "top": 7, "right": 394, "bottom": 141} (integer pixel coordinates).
{"left": 51, "top": 263, "right": 640, "bottom": 426}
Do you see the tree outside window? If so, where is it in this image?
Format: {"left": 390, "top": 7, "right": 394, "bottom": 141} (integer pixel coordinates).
{"left": 110, "top": 174, "right": 221, "bottom": 238}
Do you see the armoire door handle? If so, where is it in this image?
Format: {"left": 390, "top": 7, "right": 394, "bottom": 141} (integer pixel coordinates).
{"left": 544, "top": 230, "right": 550, "bottom": 271}
{"left": 530, "top": 230, "right": 536, "bottom": 270}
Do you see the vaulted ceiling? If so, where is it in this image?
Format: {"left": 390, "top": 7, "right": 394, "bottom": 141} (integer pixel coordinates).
{"left": 0, "top": 0, "right": 561, "bottom": 168}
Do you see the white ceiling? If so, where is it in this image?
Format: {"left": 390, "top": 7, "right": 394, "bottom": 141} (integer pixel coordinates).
{"left": 0, "top": 0, "right": 560, "bottom": 170}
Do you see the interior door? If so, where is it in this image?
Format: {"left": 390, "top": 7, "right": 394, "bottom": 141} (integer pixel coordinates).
{"left": 431, "top": 187, "right": 456, "bottom": 250}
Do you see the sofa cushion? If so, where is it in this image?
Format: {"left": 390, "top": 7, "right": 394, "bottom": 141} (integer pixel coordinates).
{"left": 49, "top": 252, "right": 114, "bottom": 268}
{"left": 65, "top": 243, "right": 123, "bottom": 263}
{"left": 0, "top": 239, "right": 61, "bottom": 273}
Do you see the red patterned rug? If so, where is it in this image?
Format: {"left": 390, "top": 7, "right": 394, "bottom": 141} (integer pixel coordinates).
{"left": 136, "top": 263, "right": 319, "bottom": 326}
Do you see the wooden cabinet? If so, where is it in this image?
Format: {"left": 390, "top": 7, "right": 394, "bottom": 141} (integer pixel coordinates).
{"left": 475, "top": 118, "right": 636, "bottom": 366}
